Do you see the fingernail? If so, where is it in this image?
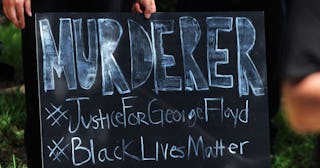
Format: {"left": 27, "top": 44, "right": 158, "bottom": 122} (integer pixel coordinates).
{"left": 145, "top": 13, "right": 151, "bottom": 19}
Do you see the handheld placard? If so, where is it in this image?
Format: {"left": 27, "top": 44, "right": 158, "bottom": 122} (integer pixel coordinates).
{"left": 36, "top": 12, "right": 270, "bottom": 168}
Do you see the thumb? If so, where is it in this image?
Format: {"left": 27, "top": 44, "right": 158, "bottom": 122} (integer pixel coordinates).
{"left": 142, "top": 0, "right": 156, "bottom": 19}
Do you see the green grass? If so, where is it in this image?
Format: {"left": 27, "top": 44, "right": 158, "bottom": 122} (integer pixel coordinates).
{"left": 0, "top": 155, "right": 27, "bottom": 168}
{"left": 0, "top": 23, "right": 23, "bottom": 80}
{"left": 0, "top": 18, "right": 25, "bottom": 168}
{"left": 0, "top": 90, "right": 27, "bottom": 168}
{"left": 272, "top": 111, "right": 317, "bottom": 168}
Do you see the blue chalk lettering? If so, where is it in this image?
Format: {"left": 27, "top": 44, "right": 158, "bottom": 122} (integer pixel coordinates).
{"left": 206, "top": 17, "right": 233, "bottom": 88}
{"left": 187, "top": 135, "right": 205, "bottom": 159}
{"left": 179, "top": 16, "right": 208, "bottom": 91}
{"left": 151, "top": 20, "right": 182, "bottom": 93}
{"left": 98, "top": 148, "right": 114, "bottom": 162}
{"left": 159, "top": 143, "right": 169, "bottom": 160}
{"left": 204, "top": 97, "right": 222, "bottom": 122}
{"left": 140, "top": 136, "right": 156, "bottom": 161}
{"left": 114, "top": 146, "right": 122, "bottom": 160}
{"left": 236, "top": 17, "right": 265, "bottom": 96}
{"left": 39, "top": 18, "right": 77, "bottom": 91}
{"left": 98, "top": 18, "right": 130, "bottom": 95}
{"left": 66, "top": 97, "right": 90, "bottom": 134}
{"left": 169, "top": 145, "right": 185, "bottom": 159}
{"left": 147, "top": 98, "right": 163, "bottom": 125}
{"left": 73, "top": 18, "right": 98, "bottom": 89}
{"left": 122, "top": 139, "right": 141, "bottom": 161}
{"left": 71, "top": 137, "right": 93, "bottom": 166}
{"left": 128, "top": 20, "right": 154, "bottom": 89}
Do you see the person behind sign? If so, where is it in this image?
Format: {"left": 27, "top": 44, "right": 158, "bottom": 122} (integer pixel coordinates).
{"left": 2, "top": 0, "right": 156, "bottom": 29}
{"left": 282, "top": 0, "right": 320, "bottom": 134}
{"left": 281, "top": 0, "right": 320, "bottom": 166}
{"left": 1, "top": 0, "right": 156, "bottom": 167}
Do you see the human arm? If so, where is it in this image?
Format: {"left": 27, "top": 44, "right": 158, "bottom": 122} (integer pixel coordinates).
{"left": 282, "top": 73, "right": 320, "bottom": 133}
{"left": 281, "top": 0, "right": 320, "bottom": 134}
{"left": 2, "top": 0, "right": 32, "bottom": 29}
{"left": 132, "top": 0, "right": 156, "bottom": 19}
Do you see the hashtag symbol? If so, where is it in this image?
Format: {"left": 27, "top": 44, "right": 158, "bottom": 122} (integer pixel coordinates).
{"left": 45, "top": 103, "right": 68, "bottom": 127}
{"left": 47, "top": 137, "right": 69, "bottom": 162}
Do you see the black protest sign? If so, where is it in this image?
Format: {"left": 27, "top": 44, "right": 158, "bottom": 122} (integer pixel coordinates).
{"left": 36, "top": 12, "right": 269, "bottom": 168}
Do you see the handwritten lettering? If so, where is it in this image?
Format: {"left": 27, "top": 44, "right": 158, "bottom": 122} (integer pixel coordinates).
{"left": 37, "top": 13, "right": 269, "bottom": 167}
{"left": 39, "top": 16, "right": 265, "bottom": 96}
{"left": 70, "top": 136, "right": 249, "bottom": 166}
{"left": 64, "top": 96, "right": 219, "bottom": 133}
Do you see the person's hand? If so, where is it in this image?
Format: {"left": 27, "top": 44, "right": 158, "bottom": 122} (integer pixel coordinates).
{"left": 2, "top": 0, "right": 32, "bottom": 29}
{"left": 132, "top": 0, "right": 156, "bottom": 19}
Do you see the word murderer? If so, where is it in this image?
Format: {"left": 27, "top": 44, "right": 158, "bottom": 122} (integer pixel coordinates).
{"left": 38, "top": 16, "right": 265, "bottom": 96}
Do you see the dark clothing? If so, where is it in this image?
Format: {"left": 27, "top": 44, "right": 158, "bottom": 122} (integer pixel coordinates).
{"left": 284, "top": 1, "right": 320, "bottom": 167}
{"left": 22, "top": 1, "right": 130, "bottom": 167}
{"left": 177, "top": 0, "right": 266, "bottom": 11}
{"left": 284, "top": 0, "right": 320, "bottom": 82}
{"left": 31, "top": 0, "right": 131, "bottom": 12}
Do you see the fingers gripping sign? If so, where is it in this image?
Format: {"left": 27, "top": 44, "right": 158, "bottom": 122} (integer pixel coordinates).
{"left": 2, "top": 0, "right": 155, "bottom": 29}
{"left": 2, "top": 0, "right": 32, "bottom": 29}
{"left": 132, "top": 0, "right": 156, "bottom": 19}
